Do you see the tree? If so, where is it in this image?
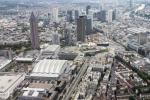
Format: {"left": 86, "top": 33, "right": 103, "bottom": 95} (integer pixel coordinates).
{"left": 129, "top": 96, "right": 135, "bottom": 100}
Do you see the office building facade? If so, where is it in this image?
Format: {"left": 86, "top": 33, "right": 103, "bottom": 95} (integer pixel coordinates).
{"left": 77, "top": 16, "right": 86, "bottom": 42}
{"left": 30, "top": 12, "right": 40, "bottom": 49}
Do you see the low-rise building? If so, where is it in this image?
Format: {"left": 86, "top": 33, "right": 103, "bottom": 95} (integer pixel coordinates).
{"left": 30, "top": 59, "right": 69, "bottom": 80}
{"left": 38, "top": 45, "right": 60, "bottom": 60}
{"left": 0, "top": 72, "right": 25, "bottom": 100}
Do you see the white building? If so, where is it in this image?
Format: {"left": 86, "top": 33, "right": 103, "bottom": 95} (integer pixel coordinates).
{"left": 38, "top": 45, "right": 60, "bottom": 60}
{"left": 30, "top": 59, "right": 68, "bottom": 80}
{"left": 0, "top": 50, "right": 12, "bottom": 71}
{"left": 15, "top": 50, "right": 40, "bottom": 63}
{"left": 107, "top": 9, "right": 113, "bottom": 23}
{"left": 87, "top": 9, "right": 94, "bottom": 32}
{"left": 18, "top": 87, "right": 46, "bottom": 100}
{"left": 87, "top": 9, "right": 94, "bottom": 24}
{"left": 0, "top": 58, "right": 12, "bottom": 71}
{"left": 15, "top": 58, "right": 34, "bottom": 63}
{"left": 51, "top": 7, "right": 59, "bottom": 22}
{"left": 100, "top": 0, "right": 105, "bottom": 10}
{"left": 0, "top": 73, "right": 25, "bottom": 100}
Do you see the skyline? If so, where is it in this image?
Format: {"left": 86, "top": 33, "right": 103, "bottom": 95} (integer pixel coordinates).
{"left": 0, "top": 0, "right": 147, "bottom": 3}
{"left": 0, "top": 0, "right": 150, "bottom": 100}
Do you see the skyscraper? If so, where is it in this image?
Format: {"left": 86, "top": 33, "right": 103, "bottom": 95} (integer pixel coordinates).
{"left": 114, "top": 0, "right": 119, "bottom": 8}
{"left": 86, "top": 18, "right": 92, "bottom": 35}
{"left": 30, "top": 12, "right": 40, "bottom": 49}
{"left": 67, "top": 10, "right": 73, "bottom": 22}
{"left": 97, "top": 10, "right": 107, "bottom": 22}
{"left": 87, "top": 9, "right": 94, "bottom": 30}
{"left": 100, "top": 0, "right": 105, "bottom": 10}
{"left": 52, "top": 7, "right": 59, "bottom": 22}
{"left": 130, "top": 0, "right": 134, "bottom": 9}
{"left": 75, "top": 10, "right": 79, "bottom": 21}
{"left": 112, "top": 9, "right": 116, "bottom": 20}
{"left": 77, "top": 16, "right": 86, "bottom": 42}
{"left": 107, "top": 9, "right": 113, "bottom": 23}
{"left": 86, "top": 5, "right": 91, "bottom": 15}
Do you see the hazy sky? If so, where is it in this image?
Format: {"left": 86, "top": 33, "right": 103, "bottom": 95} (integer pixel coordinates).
{"left": 0, "top": 0, "right": 147, "bottom": 3}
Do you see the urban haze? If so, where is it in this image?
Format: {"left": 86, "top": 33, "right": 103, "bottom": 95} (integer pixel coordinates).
{"left": 0, "top": 0, "right": 150, "bottom": 100}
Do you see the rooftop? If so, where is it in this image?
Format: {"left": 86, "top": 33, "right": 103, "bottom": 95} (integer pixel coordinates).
{"left": 0, "top": 57, "right": 12, "bottom": 70}
{"left": 15, "top": 57, "right": 34, "bottom": 62}
{"left": 0, "top": 72, "right": 25, "bottom": 93}
{"left": 127, "top": 27, "right": 150, "bottom": 34}
{"left": 42, "top": 45, "right": 60, "bottom": 52}
{"left": 29, "top": 83, "right": 53, "bottom": 90}
{"left": 30, "top": 59, "right": 68, "bottom": 78}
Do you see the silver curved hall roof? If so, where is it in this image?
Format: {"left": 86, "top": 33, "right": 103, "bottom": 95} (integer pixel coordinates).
{"left": 30, "top": 59, "right": 67, "bottom": 78}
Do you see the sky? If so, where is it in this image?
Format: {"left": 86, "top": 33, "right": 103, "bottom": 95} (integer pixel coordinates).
{"left": 0, "top": 0, "right": 147, "bottom": 3}
{"left": 13, "top": 0, "right": 123, "bottom": 3}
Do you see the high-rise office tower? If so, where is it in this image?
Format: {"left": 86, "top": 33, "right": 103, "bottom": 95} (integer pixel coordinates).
{"left": 114, "top": 0, "right": 119, "bottom": 8}
{"left": 112, "top": 9, "right": 116, "bottom": 20}
{"left": 130, "top": 0, "right": 134, "bottom": 9}
{"left": 30, "top": 12, "right": 40, "bottom": 49}
{"left": 86, "top": 5, "right": 91, "bottom": 15}
{"left": 145, "top": 0, "right": 150, "bottom": 5}
{"left": 87, "top": 10, "right": 93, "bottom": 35}
{"left": 87, "top": 9, "right": 94, "bottom": 28}
{"left": 100, "top": 0, "right": 105, "bottom": 10}
{"left": 67, "top": 10, "right": 73, "bottom": 22}
{"left": 77, "top": 16, "right": 86, "bottom": 42}
{"left": 86, "top": 18, "right": 92, "bottom": 35}
{"left": 97, "top": 10, "right": 107, "bottom": 22}
{"left": 107, "top": 9, "right": 113, "bottom": 23}
{"left": 52, "top": 7, "right": 59, "bottom": 22}
{"left": 75, "top": 10, "right": 79, "bottom": 20}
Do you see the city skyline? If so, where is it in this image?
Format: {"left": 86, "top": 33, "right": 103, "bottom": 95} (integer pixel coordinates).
{"left": 0, "top": 0, "right": 150, "bottom": 100}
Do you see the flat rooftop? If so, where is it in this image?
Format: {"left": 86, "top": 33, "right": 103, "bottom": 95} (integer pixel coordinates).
{"left": 42, "top": 45, "right": 60, "bottom": 52}
{"left": 0, "top": 57, "right": 12, "bottom": 70}
{"left": 127, "top": 27, "right": 150, "bottom": 34}
{"left": 29, "top": 82, "right": 54, "bottom": 90}
{"left": 17, "top": 50, "right": 40, "bottom": 59}
{"left": 15, "top": 57, "right": 34, "bottom": 62}
{"left": 0, "top": 73, "right": 25, "bottom": 93}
